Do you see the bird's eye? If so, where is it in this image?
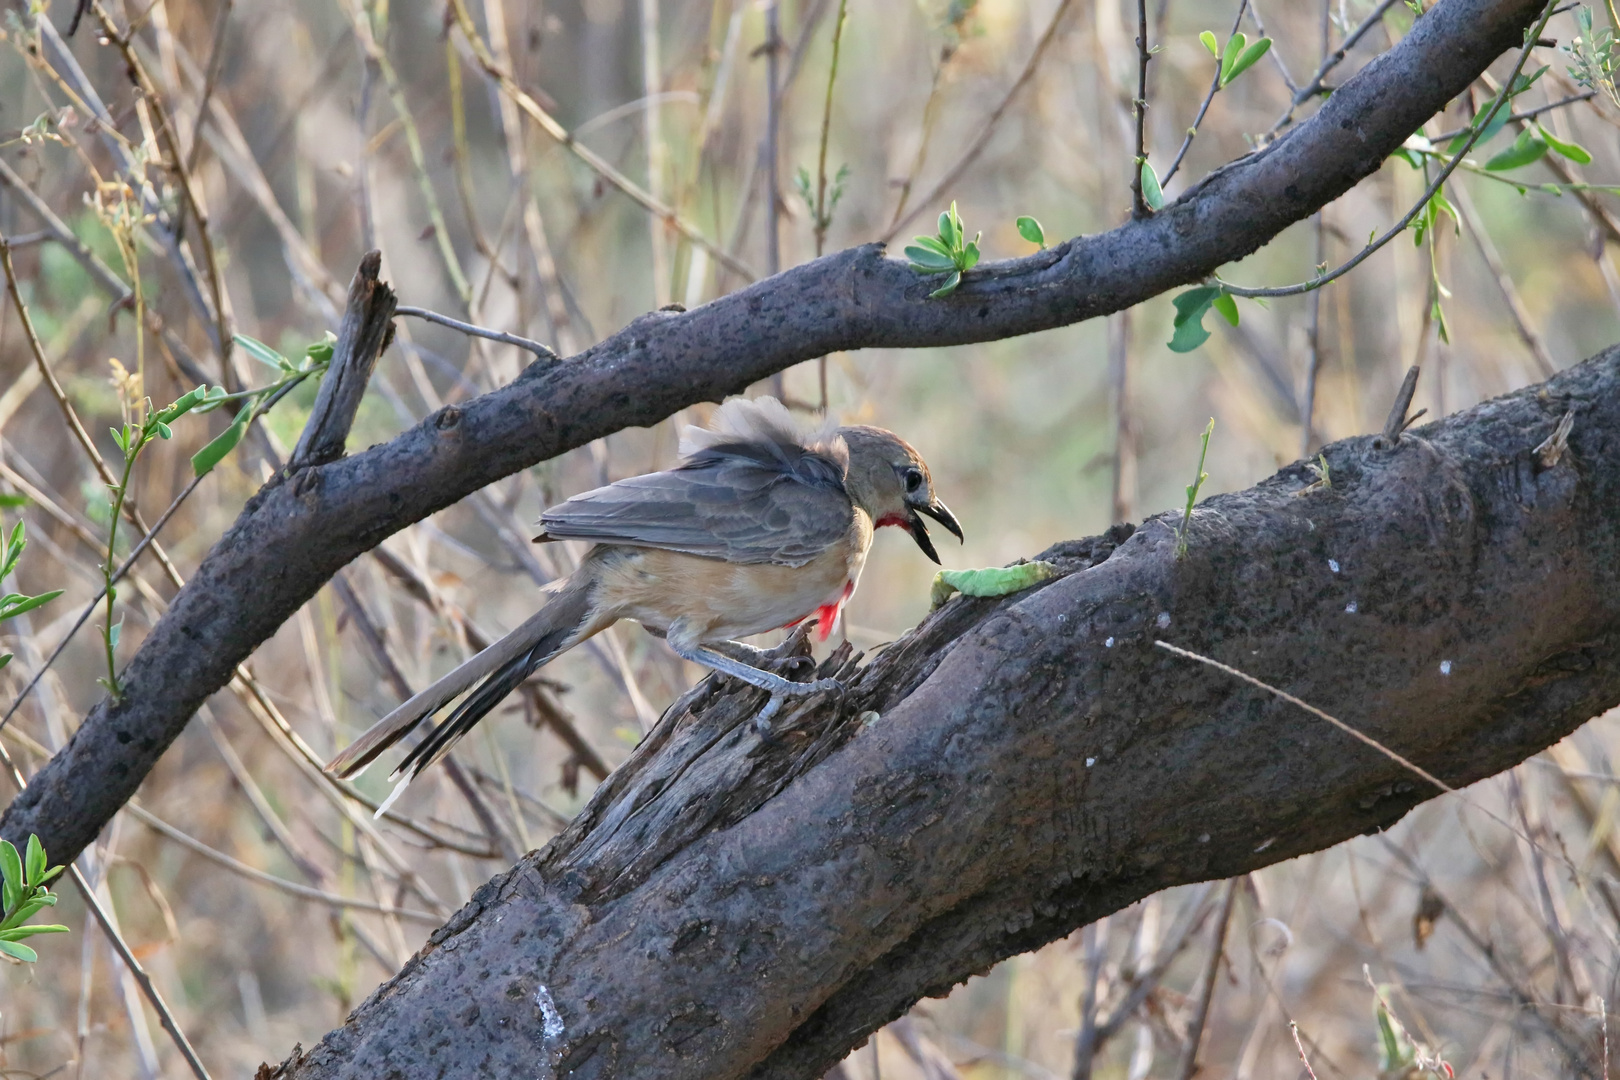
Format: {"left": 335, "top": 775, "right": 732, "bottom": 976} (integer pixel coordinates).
{"left": 903, "top": 467, "right": 924, "bottom": 493}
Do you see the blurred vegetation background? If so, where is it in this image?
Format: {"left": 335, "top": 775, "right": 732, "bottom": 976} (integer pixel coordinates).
{"left": 1, "top": 0, "right": 1620, "bottom": 1075}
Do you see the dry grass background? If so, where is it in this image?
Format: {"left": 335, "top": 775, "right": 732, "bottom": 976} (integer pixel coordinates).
{"left": 1, "top": 0, "right": 1619, "bottom": 1076}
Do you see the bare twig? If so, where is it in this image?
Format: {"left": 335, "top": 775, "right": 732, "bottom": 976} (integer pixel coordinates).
{"left": 1429, "top": 90, "right": 1596, "bottom": 141}
{"left": 1154, "top": 639, "right": 1452, "bottom": 793}
{"left": 1301, "top": 211, "right": 1329, "bottom": 456}
{"left": 1289, "top": 1022, "right": 1321, "bottom": 1080}
{"left": 1381, "top": 364, "right": 1424, "bottom": 444}
{"left": 1268, "top": 0, "right": 1404, "bottom": 135}
{"left": 880, "top": 0, "right": 1078, "bottom": 241}
{"left": 1130, "top": 0, "right": 1152, "bottom": 219}
{"left": 1452, "top": 181, "right": 1557, "bottom": 377}
{"left": 1175, "top": 878, "right": 1238, "bottom": 1080}
{"left": 446, "top": 0, "right": 755, "bottom": 280}
{"left": 126, "top": 802, "right": 441, "bottom": 923}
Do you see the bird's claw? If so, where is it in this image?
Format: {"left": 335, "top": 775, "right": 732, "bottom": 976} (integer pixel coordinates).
{"left": 768, "top": 654, "right": 817, "bottom": 679}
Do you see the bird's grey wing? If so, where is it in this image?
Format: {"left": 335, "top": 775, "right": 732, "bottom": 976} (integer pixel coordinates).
{"left": 536, "top": 445, "right": 851, "bottom": 565}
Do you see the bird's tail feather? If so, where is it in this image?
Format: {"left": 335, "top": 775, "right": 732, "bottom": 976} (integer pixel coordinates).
{"left": 325, "top": 571, "right": 597, "bottom": 781}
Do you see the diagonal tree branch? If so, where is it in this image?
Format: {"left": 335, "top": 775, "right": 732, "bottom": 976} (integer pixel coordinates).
{"left": 1, "top": 0, "right": 1543, "bottom": 907}
{"left": 262, "top": 342, "right": 1620, "bottom": 1078}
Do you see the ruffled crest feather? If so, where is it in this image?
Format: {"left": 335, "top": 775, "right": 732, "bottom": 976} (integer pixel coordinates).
{"left": 679, "top": 396, "right": 845, "bottom": 467}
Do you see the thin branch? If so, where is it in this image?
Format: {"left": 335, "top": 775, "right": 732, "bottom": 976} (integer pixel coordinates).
{"left": 1381, "top": 363, "right": 1424, "bottom": 443}
{"left": 1300, "top": 211, "right": 1328, "bottom": 455}
{"left": 395, "top": 305, "right": 559, "bottom": 361}
{"left": 1429, "top": 90, "right": 1596, "bottom": 141}
{"left": 125, "top": 802, "right": 441, "bottom": 924}
{"left": 1130, "top": 0, "right": 1152, "bottom": 218}
{"left": 1161, "top": 0, "right": 1250, "bottom": 188}
{"left": 1267, "top": 0, "right": 1404, "bottom": 135}
{"left": 1224, "top": 0, "right": 1557, "bottom": 300}
{"left": 1174, "top": 878, "right": 1238, "bottom": 1080}
{"left": 1154, "top": 639, "right": 1453, "bottom": 793}
{"left": 446, "top": 0, "right": 755, "bottom": 281}
{"left": 880, "top": 0, "right": 1077, "bottom": 242}
{"left": 1452, "top": 180, "right": 1558, "bottom": 377}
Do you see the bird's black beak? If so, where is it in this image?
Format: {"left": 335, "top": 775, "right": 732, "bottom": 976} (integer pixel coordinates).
{"left": 907, "top": 500, "right": 963, "bottom": 565}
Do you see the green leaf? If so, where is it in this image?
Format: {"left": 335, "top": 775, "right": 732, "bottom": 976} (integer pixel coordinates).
{"left": 234, "top": 333, "right": 293, "bottom": 372}
{"left": 0, "top": 924, "right": 68, "bottom": 939}
{"left": 1168, "top": 287, "right": 1221, "bottom": 353}
{"left": 1, "top": 591, "right": 63, "bottom": 621}
{"left": 0, "top": 939, "right": 38, "bottom": 963}
{"left": 0, "top": 494, "right": 27, "bottom": 508}
{"left": 1171, "top": 286, "right": 1222, "bottom": 325}
{"left": 1537, "top": 123, "right": 1592, "bottom": 164}
{"left": 928, "top": 270, "right": 962, "bottom": 298}
{"left": 909, "top": 234, "right": 954, "bottom": 259}
{"left": 905, "top": 245, "right": 957, "bottom": 271}
{"left": 938, "top": 207, "right": 959, "bottom": 250}
{"left": 1212, "top": 292, "right": 1239, "bottom": 327}
{"left": 106, "top": 619, "right": 121, "bottom": 654}
{"left": 1199, "top": 30, "right": 1218, "bottom": 57}
{"left": 1220, "top": 32, "right": 1247, "bottom": 83}
{"left": 24, "top": 835, "right": 44, "bottom": 886}
{"left": 1015, "top": 216, "right": 1047, "bottom": 247}
{"left": 0, "top": 654, "right": 10, "bottom": 673}
{"left": 1141, "top": 161, "right": 1164, "bottom": 211}
{"left": 1389, "top": 146, "right": 1423, "bottom": 169}
{"left": 1485, "top": 129, "right": 1549, "bottom": 171}
{"left": 1221, "top": 37, "right": 1272, "bottom": 86}
{"left": 960, "top": 240, "right": 981, "bottom": 270}
{"left": 0, "top": 839, "right": 21, "bottom": 897}
{"left": 191, "top": 409, "right": 252, "bottom": 477}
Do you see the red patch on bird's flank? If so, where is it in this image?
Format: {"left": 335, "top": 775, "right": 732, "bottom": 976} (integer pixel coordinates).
{"left": 875, "top": 512, "right": 911, "bottom": 531}
{"left": 784, "top": 581, "right": 856, "bottom": 640}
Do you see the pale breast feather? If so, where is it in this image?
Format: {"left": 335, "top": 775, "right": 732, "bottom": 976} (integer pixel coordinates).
{"left": 536, "top": 440, "right": 853, "bottom": 566}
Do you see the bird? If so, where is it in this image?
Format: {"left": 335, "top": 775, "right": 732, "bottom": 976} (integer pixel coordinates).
{"left": 325, "top": 396, "right": 961, "bottom": 810}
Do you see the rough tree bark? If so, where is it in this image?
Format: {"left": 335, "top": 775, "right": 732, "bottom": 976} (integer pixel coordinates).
{"left": 260, "top": 346, "right": 1617, "bottom": 1079}
{"left": 0, "top": 0, "right": 1544, "bottom": 867}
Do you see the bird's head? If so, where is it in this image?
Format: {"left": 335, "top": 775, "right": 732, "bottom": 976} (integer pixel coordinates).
{"left": 837, "top": 424, "right": 963, "bottom": 564}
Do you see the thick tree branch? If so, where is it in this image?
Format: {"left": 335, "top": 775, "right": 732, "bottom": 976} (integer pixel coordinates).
{"left": 1, "top": 0, "right": 1541, "bottom": 894}
{"left": 262, "top": 345, "right": 1620, "bottom": 1078}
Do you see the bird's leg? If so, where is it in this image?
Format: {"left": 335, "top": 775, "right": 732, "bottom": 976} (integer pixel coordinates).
{"left": 707, "top": 638, "right": 816, "bottom": 678}
{"left": 671, "top": 641, "right": 841, "bottom": 696}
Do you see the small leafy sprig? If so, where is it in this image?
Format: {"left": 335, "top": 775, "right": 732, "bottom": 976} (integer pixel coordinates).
{"left": 0, "top": 834, "right": 68, "bottom": 964}
{"left": 1141, "top": 29, "right": 1274, "bottom": 210}
{"left": 905, "top": 202, "right": 981, "bottom": 297}
{"left": 1565, "top": 6, "right": 1618, "bottom": 108}
{"left": 95, "top": 332, "right": 333, "bottom": 697}
{"left": 794, "top": 163, "right": 850, "bottom": 239}
{"left": 0, "top": 514, "right": 63, "bottom": 675}
{"left": 1175, "top": 418, "right": 1215, "bottom": 559}
{"left": 1201, "top": 30, "right": 1273, "bottom": 90}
